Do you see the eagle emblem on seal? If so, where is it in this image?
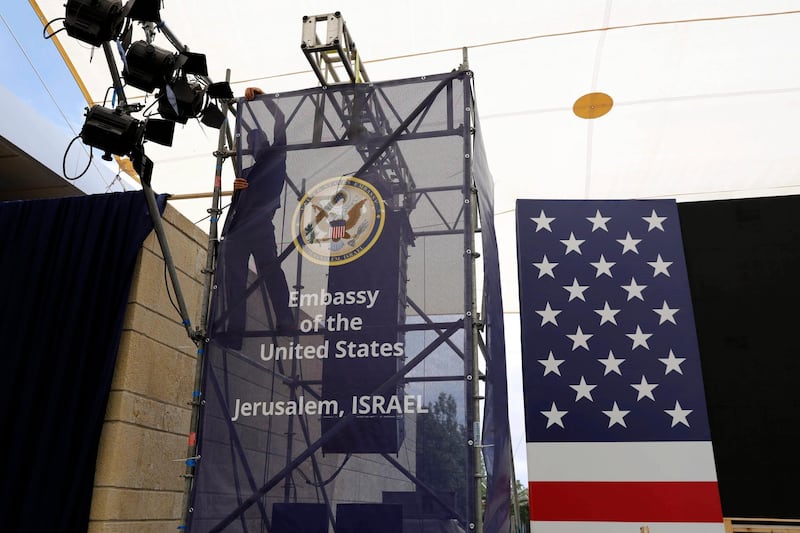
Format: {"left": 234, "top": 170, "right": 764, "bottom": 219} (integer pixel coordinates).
{"left": 292, "top": 176, "right": 385, "bottom": 266}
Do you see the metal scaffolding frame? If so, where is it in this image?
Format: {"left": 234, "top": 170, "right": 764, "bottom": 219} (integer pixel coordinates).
{"left": 190, "top": 69, "right": 484, "bottom": 533}
{"left": 301, "top": 12, "right": 370, "bottom": 85}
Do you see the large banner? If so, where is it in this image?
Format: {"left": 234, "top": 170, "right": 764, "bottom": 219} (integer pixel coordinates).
{"left": 189, "top": 72, "right": 500, "bottom": 532}
{"left": 516, "top": 199, "right": 724, "bottom": 532}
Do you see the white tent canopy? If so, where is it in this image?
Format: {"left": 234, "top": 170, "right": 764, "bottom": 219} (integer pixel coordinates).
{"left": 32, "top": 0, "right": 800, "bottom": 478}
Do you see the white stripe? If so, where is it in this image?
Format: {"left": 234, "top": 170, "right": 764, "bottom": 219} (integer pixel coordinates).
{"left": 531, "top": 521, "right": 726, "bottom": 533}
{"left": 527, "top": 441, "right": 719, "bottom": 481}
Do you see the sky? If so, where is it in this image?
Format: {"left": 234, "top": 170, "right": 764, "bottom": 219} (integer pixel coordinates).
{"left": 5, "top": 0, "right": 800, "bottom": 484}
{"left": 0, "top": 3, "right": 136, "bottom": 191}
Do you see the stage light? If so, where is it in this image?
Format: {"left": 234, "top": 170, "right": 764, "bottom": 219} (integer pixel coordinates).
{"left": 157, "top": 83, "right": 228, "bottom": 129}
{"left": 80, "top": 105, "right": 144, "bottom": 160}
{"left": 64, "top": 0, "right": 125, "bottom": 47}
{"left": 157, "top": 78, "right": 206, "bottom": 124}
{"left": 123, "top": 40, "right": 178, "bottom": 93}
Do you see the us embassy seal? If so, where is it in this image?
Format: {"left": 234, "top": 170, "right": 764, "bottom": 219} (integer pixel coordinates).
{"left": 292, "top": 176, "right": 385, "bottom": 266}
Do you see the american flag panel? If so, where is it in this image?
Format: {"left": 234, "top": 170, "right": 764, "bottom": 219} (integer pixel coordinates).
{"left": 516, "top": 199, "right": 724, "bottom": 532}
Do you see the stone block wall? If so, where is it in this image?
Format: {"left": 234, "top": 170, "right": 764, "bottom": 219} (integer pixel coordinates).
{"left": 88, "top": 203, "right": 208, "bottom": 532}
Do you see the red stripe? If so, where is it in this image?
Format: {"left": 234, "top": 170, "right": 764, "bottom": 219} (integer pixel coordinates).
{"left": 529, "top": 481, "right": 722, "bottom": 522}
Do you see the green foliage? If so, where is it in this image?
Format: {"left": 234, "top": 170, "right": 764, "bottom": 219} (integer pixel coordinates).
{"left": 416, "top": 392, "right": 468, "bottom": 512}
{"left": 513, "top": 479, "right": 530, "bottom": 533}
{"left": 416, "top": 393, "right": 530, "bottom": 531}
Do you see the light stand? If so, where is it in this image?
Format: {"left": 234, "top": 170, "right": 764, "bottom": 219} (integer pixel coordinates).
{"left": 54, "top": 6, "right": 238, "bottom": 531}
{"left": 79, "top": 35, "right": 198, "bottom": 340}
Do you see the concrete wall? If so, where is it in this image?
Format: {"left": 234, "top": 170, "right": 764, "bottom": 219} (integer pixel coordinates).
{"left": 88, "top": 203, "right": 208, "bottom": 533}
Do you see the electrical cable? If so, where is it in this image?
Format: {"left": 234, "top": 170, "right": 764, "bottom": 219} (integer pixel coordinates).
{"left": 102, "top": 85, "right": 115, "bottom": 107}
{"left": 115, "top": 38, "right": 128, "bottom": 72}
{"left": 163, "top": 258, "right": 182, "bottom": 317}
{"left": 62, "top": 135, "right": 93, "bottom": 180}
{"left": 41, "top": 17, "right": 65, "bottom": 39}
{"left": 296, "top": 454, "right": 352, "bottom": 488}
{"left": 141, "top": 95, "right": 160, "bottom": 118}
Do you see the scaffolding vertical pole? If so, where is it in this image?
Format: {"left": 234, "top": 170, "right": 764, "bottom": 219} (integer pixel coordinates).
{"left": 460, "top": 50, "right": 483, "bottom": 533}
{"left": 101, "top": 41, "right": 127, "bottom": 107}
{"left": 199, "top": 68, "right": 233, "bottom": 338}
{"left": 460, "top": 48, "right": 485, "bottom": 533}
{"left": 179, "top": 69, "right": 234, "bottom": 530}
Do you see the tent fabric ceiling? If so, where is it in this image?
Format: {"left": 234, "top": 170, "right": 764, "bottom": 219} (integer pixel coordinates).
{"left": 32, "top": 1, "right": 800, "bottom": 218}
{"left": 31, "top": 0, "right": 800, "bottom": 476}
{"left": 34, "top": 1, "right": 800, "bottom": 207}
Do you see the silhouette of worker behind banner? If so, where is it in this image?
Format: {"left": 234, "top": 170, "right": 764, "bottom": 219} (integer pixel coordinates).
{"left": 217, "top": 91, "right": 294, "bottom": 348}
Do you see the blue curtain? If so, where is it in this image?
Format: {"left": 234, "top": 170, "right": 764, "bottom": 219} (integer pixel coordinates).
{"left": 0, "top": 191, "right": 165, "bottom": 532}
{"left": 473, "top": 104, "right": 513, "bottom": 532}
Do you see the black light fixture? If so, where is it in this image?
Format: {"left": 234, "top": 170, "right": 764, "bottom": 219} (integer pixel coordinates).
{"left": 64, "top": 0, "right": 126, "bottom": 47}
{"left": 123, "top": 40, "right": 178, "bottom": 92}
{"left": 60, "top": 0, "right": 232, "bottom": 185}
{"left": 157, "top": 78, "right": 205, "bottom": 124}
{"left": 79, "top": 105, "right": 144, "bottom": 160}
{"left": 156, "top": 80, "right": 231, "bottom": 129}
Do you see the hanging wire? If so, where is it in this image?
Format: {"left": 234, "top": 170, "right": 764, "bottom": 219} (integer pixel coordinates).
{"left": 163, "top": 259, "right": 183, "bottom": 317}
{"left": 62, "top": 135, "right": 93, "bottom": 180}
{"left": 295, "top": 454, "right": 352, "bottom": 488}
{"left": 41, "top": 17, "right": 65, "bottom": 39}
{"left": 194, "top": 202, "right": 232, "bottom": 225}
{"left": 231, "top": 9, "right": 800, "bottom": 87}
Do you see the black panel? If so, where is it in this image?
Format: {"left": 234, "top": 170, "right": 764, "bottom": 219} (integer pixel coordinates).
{"left": 336, "top": 503, "right": 403, "bottom": 533}
{"left": 271, "top": 503, "right": 327, "bottom": 533}
{"left": 383, "top": 490, "right": 457, "bottom": 519}
{"left": 679, "top": 195, "right": 800, "bottom": 519}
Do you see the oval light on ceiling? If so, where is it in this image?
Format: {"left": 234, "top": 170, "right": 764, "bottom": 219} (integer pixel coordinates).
{"left": 573, "top": 92, "right": 614, "bottom": 119}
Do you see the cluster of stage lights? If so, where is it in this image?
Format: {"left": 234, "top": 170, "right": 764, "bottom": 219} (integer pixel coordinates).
{"left": 58, "top": 0, "right": 233, "bottom": 180}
